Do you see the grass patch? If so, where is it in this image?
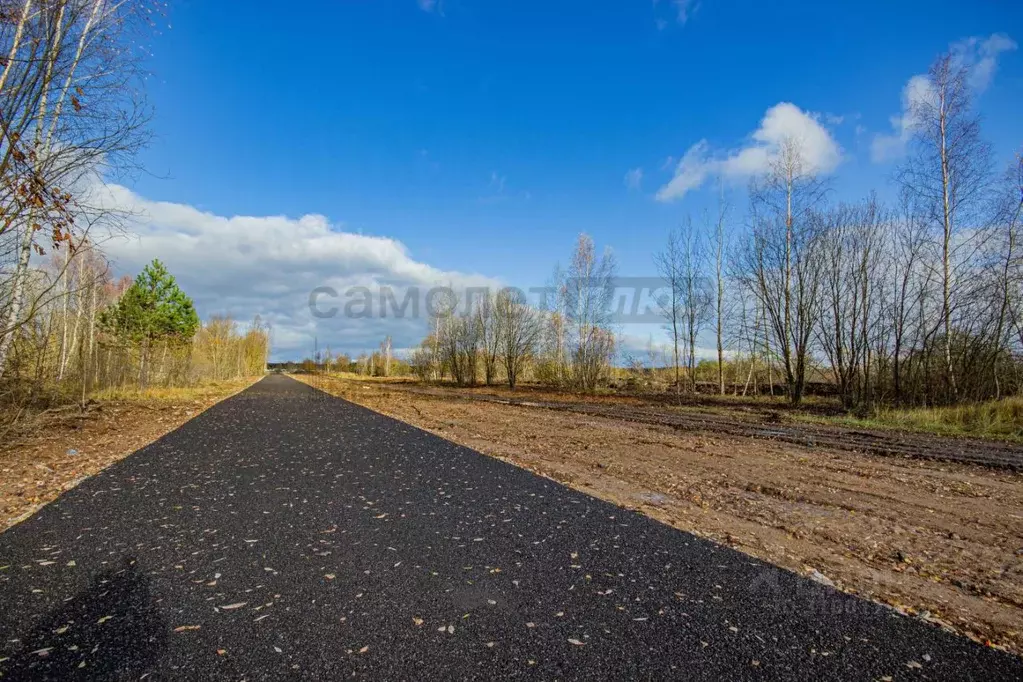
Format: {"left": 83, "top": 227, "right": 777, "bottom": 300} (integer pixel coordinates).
{"left": 806, "top": 397, "right": 1023, "bottom": 442}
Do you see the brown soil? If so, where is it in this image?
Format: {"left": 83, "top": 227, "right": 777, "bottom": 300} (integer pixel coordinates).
{"left": 298, "top": 374, "right": 1023, "bottom": 655}
{"left": 0, "top": 380, "right": 255, "bottom": 531}
{"left": 363, "top": 382, "right": 1023, "bottom": 469}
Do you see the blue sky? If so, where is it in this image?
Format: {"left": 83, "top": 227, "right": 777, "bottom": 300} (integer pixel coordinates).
{"left": 107, "top": 0, "right": 1022, "bottom": 360}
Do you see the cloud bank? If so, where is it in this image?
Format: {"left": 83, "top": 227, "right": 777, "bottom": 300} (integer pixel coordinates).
{"left": 96, "top": 186, "right": 497, "bottom": 361}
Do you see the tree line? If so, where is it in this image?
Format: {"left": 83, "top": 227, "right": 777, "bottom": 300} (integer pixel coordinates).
{"left": 404, "top": 51, "right": 1021, "bottom": 410}
{"left": 722, "top": 53, "right": 1022, "bottom": 408}
{"left": 1, "top": 254, "right": 270, "bottom": 408}
{"left": 295, "top": 337, "right": 410, "bottom": 378}
{"left": 406, "top": 233, "right": 618, "bottom": 391}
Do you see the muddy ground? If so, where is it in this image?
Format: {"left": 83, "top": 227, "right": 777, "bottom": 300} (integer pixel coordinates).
{"left": 298, "top": 374, "right": 1023, "bottom": 655}
{"left": 0, "top": 380, "right": 254, "bottom": 531}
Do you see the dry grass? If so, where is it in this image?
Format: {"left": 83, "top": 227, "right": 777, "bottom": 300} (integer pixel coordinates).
{"left": 810, "top": 397, "right": 1023, "bottom": 443}
{"left": 90, "top": 378, "right": 258, "bottom": 404}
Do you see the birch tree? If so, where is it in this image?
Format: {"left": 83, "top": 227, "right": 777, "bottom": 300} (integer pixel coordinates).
{"left": 0, "top": 0, "right": 152, "bottom": 379}
{"left": 562, "top": 234, "right": 617, "bottom": 391}
{"left": 897, "top": 52, "right": 992, "bottom": 401}
{"left": 993, "top": 153, "right": 1023, "bottom": 397}
{"left": 654, "top": 224, "right": 684, "bottom": 394}
{"left": 678, "top": 222, "right": 712, "bottom": 392}
{"left": 712, "top": 199, "right": 729, "bottom": 395}
{"left": 741, "top": 138, "right": 827, "bottom": 404}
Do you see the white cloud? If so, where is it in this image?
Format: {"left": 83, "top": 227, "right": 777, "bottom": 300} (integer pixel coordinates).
{"left": 958, "top": 32, "right": 1017, "bottom": 90}
{"left": 655, "top": 102, "right": 842, "bottom": 202}
{"left": 489, "top": 171, "right": 506, "bottom": 193}
{"left": 478, "top": 171, "right": 513, "bottom": 203}
{"left": 870, "top": 75, "right": 934, "bottom": 162}
{"left": 652, "top": 0, "right": 699, "bottom": 29}
{"left": 656, "top": 141, "right": 713, "bottom": 201}
{"left": 624, "top": 167, "right": 643, "bottom": 191}
{"left": 93, "top": 185, "right": 497, "bottom": 360}
{"left": 672, "top": 0, "right": 698, "bottom": 25}
{"left": 871, "top": 33, "right": 1017, "bottom": 163}
{"left": 416, "top": 0, "right": 438, "bottom": 12}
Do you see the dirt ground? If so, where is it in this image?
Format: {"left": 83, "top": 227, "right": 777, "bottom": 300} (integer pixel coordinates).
{"left": 0, "top": 379, "right": 255, "bottom": 531}
{"left": 297, "top": 374, "right": 1023, "bottom": 655}
{"left": 341, "top": 380, "right": 1023, "bottom": 469}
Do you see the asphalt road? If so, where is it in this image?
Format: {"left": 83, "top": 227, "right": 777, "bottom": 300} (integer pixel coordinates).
{"left": 0, "top": 375, "right": 1019, "bottom": 680}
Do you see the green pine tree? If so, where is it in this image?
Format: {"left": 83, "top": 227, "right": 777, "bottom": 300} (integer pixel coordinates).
{"left": 102, "top": 260, "right": 199, "bottom": 386}
{"left": 103, "top": 259, "right": 199, "bottom": 344}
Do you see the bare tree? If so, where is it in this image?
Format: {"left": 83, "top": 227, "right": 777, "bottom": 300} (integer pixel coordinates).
{"left": 992, "top": 153, "right": 1023, "bottom": 397}
{"left": 897, "top": 52, "right": 992, "bottom": 401}
{"left": 678, "top": 222, "right": 712, "bottom": 392}
{"left": 476, "top": 292, "right": 502, "bottom": 385}
{"left": 887, "top": 188, "right": 931, "bottom": 404}
{"left": 815, "top": 199, "right": 885, "bottom": 407}
{"left": 409, "top": 337, "right": 438, "bottom": 382}
{"left": 535, "top": 267, "right": 569, "bottom": 386}
{"left": 379, "top": 336, "right": 392, "bottom": 377}
{"left": 741, "top": 137, "right": 828, "bottom": 404}
{"left": 654, "top": 224, "right": 684, "bottom": 395}
{"left": 561, "top": 234, "right": 617, "bottom": 391}
{"left": 437, "top": 310, "right": 481, "bottom": 387}
{"left": 712, "top": 197, "right": 729, "bottom": 395}
{"left": 496, "top": 288, "right": 540, "bottom": 389}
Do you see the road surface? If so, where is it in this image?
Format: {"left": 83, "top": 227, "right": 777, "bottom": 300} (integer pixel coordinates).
{"left": 0, "top": 375, "right": 1018, "bottom": 680}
